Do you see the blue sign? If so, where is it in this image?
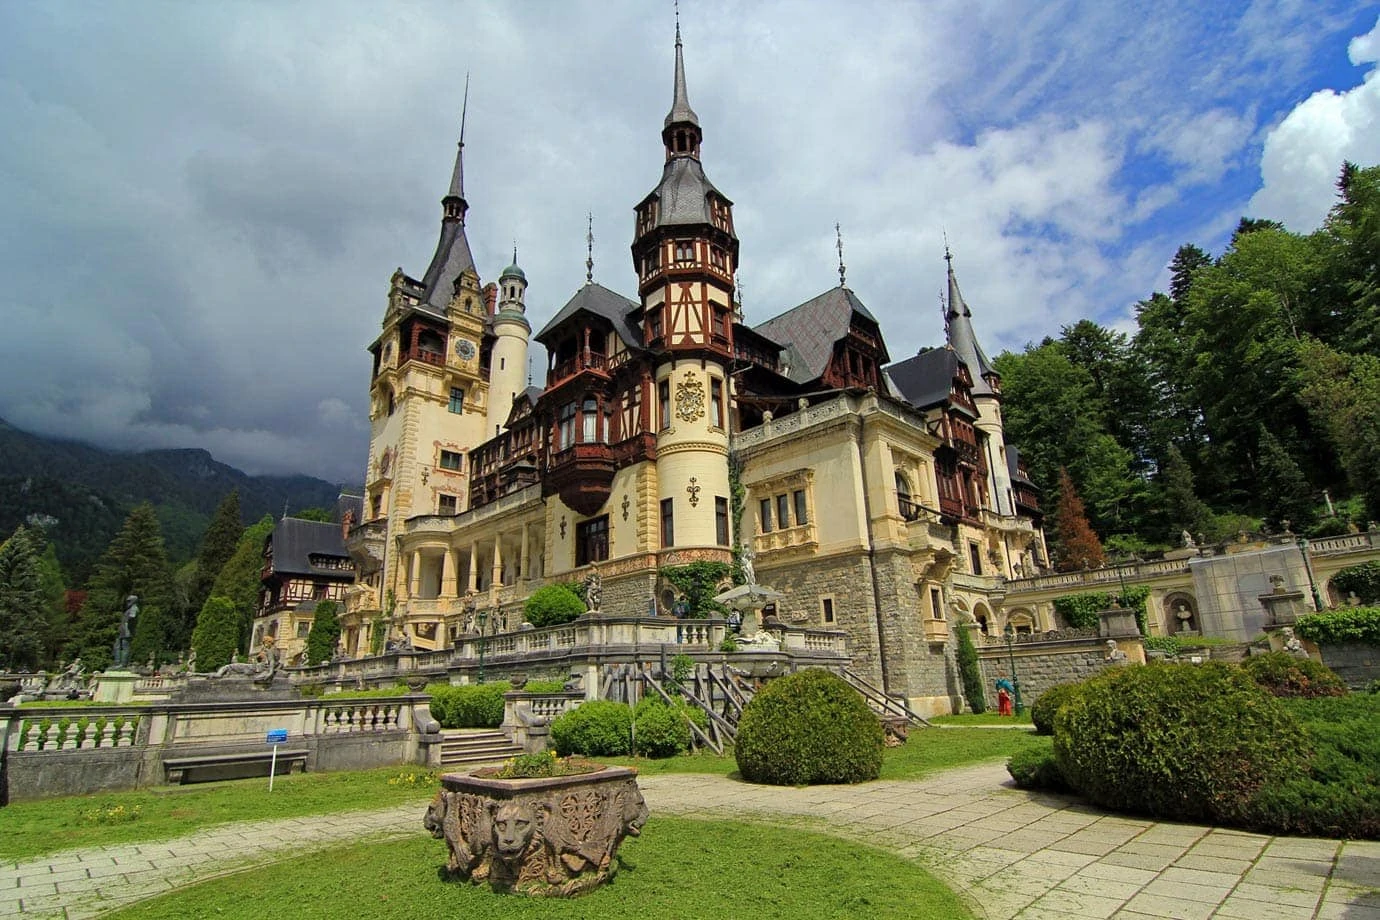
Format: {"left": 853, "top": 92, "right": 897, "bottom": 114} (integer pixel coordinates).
{"left": 266, "top": 729, "right": 288, "bottom": 744}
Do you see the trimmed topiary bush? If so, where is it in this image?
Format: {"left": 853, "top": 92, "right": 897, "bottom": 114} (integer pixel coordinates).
{"left": 524, "top": 584, "right": 587, "bottom": 628}
{"left": 735, "top": 668, "right": 884, "bottom": 786}
{"left": 1030, "top": 682, "right": 1082, "bottom": 735}
{"left": 1007, "top": 741, "right": 1070, "bottom": 792}
{"left": 550, "top": 700, "right": 632, "bottom": 757}
{"left": 1054, "top": 662, "right": 1311, "bottom": 826}
{"left": 428, "top": 681, "right": 512, "bottom": 728}
{"left": 1240, "top": 651, "right": 1347, "bottom": 698}
{"left": 632, "top": 697, "right": 694, "bottom": 758}
{"left": 303, "top": 600, "right": 340, "bottom": 666}
{"left": 955, "top": 624, "right": 986, "bottom": 714}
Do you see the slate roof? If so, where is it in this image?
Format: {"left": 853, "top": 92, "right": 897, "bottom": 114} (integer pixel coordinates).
{"left": 534, "top": 283, "right": 644, "bottom": 350}
{"left": 665, "top": 28, "right": 699, "bottom": 128}
{"left": 336, "top": 492, "right": 364, "bottom": 526}
{"left": 752, "top": 287, "right": 881, "bottom": 384}
{"left": 644, "top": 157, "right": 730, "bottom": 230}
{"left": 267, "top": 518, "right": 351, "bottom": 579}
{"left": 1006, "top": 445, "right": 1038, "bottom": 488}
{"left": 418, "top": 141, "right": 476, "bottom": 312}
{"left": 945, "top": 255, "right": 997, "bottom": 395}
{"left": 887, "top": 347, "right": 962, "bottom": 410}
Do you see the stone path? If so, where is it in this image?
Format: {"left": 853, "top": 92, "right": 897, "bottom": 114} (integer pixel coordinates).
{"left": 3, "top": 763, "right": 1378, "bottom": 919}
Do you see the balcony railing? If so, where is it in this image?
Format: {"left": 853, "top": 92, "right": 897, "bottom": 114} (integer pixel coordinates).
{"left": 402, "top": 349, "right": 446, "bottom": 367}
{"left": 898, "top": 498, "right": 940, "bottom": 523}
{"left": 551, "top": 352, "right": 608, "bottom": 384}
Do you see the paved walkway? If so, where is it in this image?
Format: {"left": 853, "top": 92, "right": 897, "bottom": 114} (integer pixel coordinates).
{"left": 3, "top": 763, "right": 1378, "bottom": 919}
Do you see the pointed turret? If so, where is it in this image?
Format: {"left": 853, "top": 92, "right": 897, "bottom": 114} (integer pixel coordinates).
{"left": 661, "top": 19, "right": 702, "bottom": 161}
{"left": 420, "top": 87, "right": 477, "bottom": 311}
{"left": 944, "top": 248, "right": 997, "bottom": 396}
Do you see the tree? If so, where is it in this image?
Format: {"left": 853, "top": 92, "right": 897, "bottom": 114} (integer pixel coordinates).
{"left": 190, "top": 596, "right": 240, "bottom": 671}
{"left": 186, "top": 491, "right": 243, "bottom": 630}
{"left": 1294, "top": 340, "right": 1380, "bottom": 520}
{"left": 0, "top": 526, "right": 48, "bottom": 670}
{"left": 35, "top": 540, "right": 68, "bottom": 666}
{"left": 293, "top": 507, "right": 334, "bottom": 523}
{"left": 208, "top": 514, "right": 275, "bottom": 655}
{"left": 70, "top": 503, "right": 174, "bottom": 670}
{"left": 1155, "top": 445, "right": 1212, "bottom": 540}
{"left": 1053, "top": 468, "right": 1105, "bottom": 571}
{"left": 304, "top": 599, "right": 341, "bottom": 665}
{"left": 1255, "top": 428, "right": 1316, "bottom": 532}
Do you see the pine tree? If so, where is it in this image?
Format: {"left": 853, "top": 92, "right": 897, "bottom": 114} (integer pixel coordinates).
{"left": 1054, "top": 467, "right": 1106, "bottom": 571}
{"left": 305, "top": 599, "right": 341, "bottom": 666}
{"left": 71, "top": 504, "right": 174, "bottom": 670}
{"left": 1157, "top": 445, "right": 1212, "bottom": 539}
{"left": 36, "top": 540, "right": 68, "bottom": 666}
{"left": 190, "top": 596, "right": 241, "bottom": 671}
{"left": 1256, "top": 428, "right": 1316, "bottom": 532}
{"left": 208, "top": 515, "right": 275, "bottom": 656}
{"left": 186, "top": 491, "right": 243, "bottom": 634}
{"left": 0, "top": 526, "right": 48, "bottom": 670}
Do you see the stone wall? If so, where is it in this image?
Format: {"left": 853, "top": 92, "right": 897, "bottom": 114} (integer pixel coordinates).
{"left": 1316, "top": 641, "right": 1380, "bottom": 690}
{"left": 976, "top": 636, "right": 1132, "bottom": 704}
{"left": 758, "top": 551, "right": 884, "bottom": 686}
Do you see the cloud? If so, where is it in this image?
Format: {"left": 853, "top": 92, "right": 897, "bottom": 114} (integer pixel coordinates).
{"left": 0, "top": 1, "right": 1371, "bottom": 484}
{"left": 1249, "top": 15, "right": 1380, "bottom": 231}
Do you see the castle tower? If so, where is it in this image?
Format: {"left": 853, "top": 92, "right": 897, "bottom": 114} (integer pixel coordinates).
{"left": 485, "top": 252, "right": 532, "bottom": 437}
{"left": 355, "top": 122, "right": 492, "bottom": 624}
{"left": 944, "top": 249, "right": 1013, "bottom": 516}
{"left": 631, "top": 23, "right": 738, "bottom": 556}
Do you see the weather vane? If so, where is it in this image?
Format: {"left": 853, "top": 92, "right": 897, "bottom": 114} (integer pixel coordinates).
{"left": 836, "top": 222, "right": 846, "bottom": 288}
{"left": 586, "top": 212, "right": 594, "bottom": 284}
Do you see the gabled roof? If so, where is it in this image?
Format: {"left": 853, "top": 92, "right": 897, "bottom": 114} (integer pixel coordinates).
{"left": 534, "top": 283, "right": 643, "bottom": 350}
{"left": 752, "top": 287, "right": 882, "bottom": 384}
{"left": 886, "top": 346, "right": 976, "bottom": 419}
{"left": 504, "top": 386, "right": 544, "bottom": 428}
{"left": 643, "top": 157, "right": 730, "bottom": 230}
{"left": 266, "top": 518, "right": 351, "bottom": 579}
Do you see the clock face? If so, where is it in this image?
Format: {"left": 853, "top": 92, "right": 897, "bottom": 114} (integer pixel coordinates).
{"left": 455, "top": 339, "right": 476, "bottom": 360}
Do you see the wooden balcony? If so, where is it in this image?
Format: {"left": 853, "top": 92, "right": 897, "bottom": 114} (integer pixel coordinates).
{"left": 545, "top": 443, "right": 616, "bottom": 516}
{"left": 549, "top": 352, "right": 608, "bottom": 388}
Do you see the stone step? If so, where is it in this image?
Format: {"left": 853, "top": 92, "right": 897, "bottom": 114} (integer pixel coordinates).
{"left": 437, "top": 728, "right": 523, "bottom": 766}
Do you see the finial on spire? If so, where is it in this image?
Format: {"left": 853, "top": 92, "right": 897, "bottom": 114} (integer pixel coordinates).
{"left": 528, "top": 355, "right": 533, "bottom": 387}
{"left": 943, "top": 229, "right": 952, "bottom": 266}
{"left": 513, "top": 241, "right": 518, "bottom": 265}
{"left": 665, "top": 1, "right": 699, "bottom": 129}
{"left": 585, "top": 212, "right": 594, "bottom": 284}
{"left": 836, "top": 222, "right": 847, "bottom": 288}
{"left": 446, "top": 74, "right": 470, "bottom": 205}
{"left": 675, "top": 0, "right": 681, "bottom": 46}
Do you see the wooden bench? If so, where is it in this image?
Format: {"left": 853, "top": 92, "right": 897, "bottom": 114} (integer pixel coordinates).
{"left": 163, "top": 748, "right": 309, "bottom": 784}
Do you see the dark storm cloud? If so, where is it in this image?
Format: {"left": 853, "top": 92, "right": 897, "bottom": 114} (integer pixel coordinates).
{"left": 0, "top": 0, "right": 1371, "bottom": 483}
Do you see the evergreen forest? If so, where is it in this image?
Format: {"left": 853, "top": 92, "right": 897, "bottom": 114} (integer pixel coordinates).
{"left": 995, "top": 162, "right": 1380, "bottom": 568}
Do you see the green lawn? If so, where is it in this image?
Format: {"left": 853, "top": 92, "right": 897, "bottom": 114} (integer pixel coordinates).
{"left": 2, "top": 727, "right": 1037, "bottom": 861}
{"left": 0, "top": 765, "right": 438, "bottom": 862}
{"left": 930, "top": 711, "right": 1034, "bottom": 726}
{"left": 104, "top": 817, "right": 974, "bottom": 920}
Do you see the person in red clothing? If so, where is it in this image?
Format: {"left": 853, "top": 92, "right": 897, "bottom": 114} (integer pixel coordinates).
{"left": 994, "top": 677, "right": 1015, "bottom": 716}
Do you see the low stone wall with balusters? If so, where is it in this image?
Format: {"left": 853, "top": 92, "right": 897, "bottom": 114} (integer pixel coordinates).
{"left": 0, "top": 694, "right": 438, "bottom": 802}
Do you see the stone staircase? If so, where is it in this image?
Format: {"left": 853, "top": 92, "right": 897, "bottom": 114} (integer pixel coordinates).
{"left": 438, "top": 729, "right": 524, "bottom": 768}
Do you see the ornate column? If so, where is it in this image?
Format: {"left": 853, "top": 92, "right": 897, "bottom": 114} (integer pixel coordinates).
{"left": 467, "top": 543, "right": 479, "bottom": 593}
{"left": 519, "top": 525, "right": 531, "bottom": 581}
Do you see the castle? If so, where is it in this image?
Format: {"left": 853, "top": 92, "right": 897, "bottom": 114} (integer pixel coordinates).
{"left": 333, "top": 25, "right": 1049, "bottom": 715}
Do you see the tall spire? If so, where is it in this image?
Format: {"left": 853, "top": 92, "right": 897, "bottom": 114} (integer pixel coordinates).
{"left": 836, "top": 223, "right": 847, "bottom": 288}
{"left": 665, "top": 2, "right": 699, "bottom": 129}
{"left": 419, "top": 77, "right": 476, "bottom": 309}
{"left": 585, "top": 212, "right": 594, "bottom": 284}
{"left": 943, "top": 247, "right": 997, "bottom": 395}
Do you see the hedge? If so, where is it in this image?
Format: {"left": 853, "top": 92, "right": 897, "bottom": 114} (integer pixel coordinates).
{"left": 1053, "top": 663, "right": 1310, "bottom": 826}
{"left": 1296, "top": 606, "right": 1380, "bottom": 646}
{"left": 1240, "top": 651, "right": 1348, "bottom": 698}
{"left": 1329, "top": 562, "right": 1380, "bottom": 605}
{"left": 524, "top": 584, "right": 586, "bottom": 628}
{"left": 735, "top": 669, "right": 883, "bottom": 785}
{"left": 550, "top": 701, "right": 632, "bottom": 757}
{"left": 1029, "top": 682, "right": 1081, "bottom": 735}
{"left": 428, "top": 681, "right": 512, "bottom": 728}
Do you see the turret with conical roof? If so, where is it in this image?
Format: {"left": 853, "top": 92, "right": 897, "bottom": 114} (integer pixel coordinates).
{"left": 487, "top": 247, "right": 532, "bottom": 438}
{"left": 943, "top": 248, "right": 1014, "bottom": 515}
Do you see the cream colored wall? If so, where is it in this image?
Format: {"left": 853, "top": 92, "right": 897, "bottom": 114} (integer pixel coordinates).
{"left": 486, "top": 314, "right": 529, "bottom": 436}
{"left": 654, "top": 360, "right": 730, "bottom": 549}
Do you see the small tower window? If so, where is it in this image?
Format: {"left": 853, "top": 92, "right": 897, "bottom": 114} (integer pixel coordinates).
{"left": 674, "top": 240, "right": 695, "bottom": 262}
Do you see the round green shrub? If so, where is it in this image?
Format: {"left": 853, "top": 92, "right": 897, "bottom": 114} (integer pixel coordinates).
{"left": 632, "top": 698, "right": 692, "bottom": 758}
{"left": 1007, "top": 742, "right": 1069, "bottom": 792}
{"left": 427, "top": 681, "right": 511, "bottom": 728}
{"left": 524, "top": 584, "right": 587, "bottom": 628}
{"left": 1053, "top": 662, "right": 1311, "bottom": 825}
{"left": 1030, "top": 682, "right": 1082, "bottom": 735}
{"left": 734, "top": 668, "right": 884, "bottom": 786}
{"left": 1240, "top": 651, "right": 1348, "bottom": 698}
{"left": 550, "top": 700, "right": 632, "bottom": 757}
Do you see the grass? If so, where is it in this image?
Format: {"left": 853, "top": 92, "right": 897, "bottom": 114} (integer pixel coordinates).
{"left": 0, "top": 765, "right": 438, "bottom": 862}
{"left": 930, "top": 711, "right": 1033, "bottom": 726}
{"left": 3, "top": 727, "right": 1039, "bottom": 861}
{"left": 103, "top": 817, "right": 974, "bottom": 920}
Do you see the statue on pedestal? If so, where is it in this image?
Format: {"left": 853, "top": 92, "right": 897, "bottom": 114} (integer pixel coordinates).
{"left": 112, "top": 595, "right": 138, "bottom": 668}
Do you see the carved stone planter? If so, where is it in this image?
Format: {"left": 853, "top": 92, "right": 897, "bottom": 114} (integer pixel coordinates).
{"left": 424, "top": 765, "right": 648, "bottom": 897}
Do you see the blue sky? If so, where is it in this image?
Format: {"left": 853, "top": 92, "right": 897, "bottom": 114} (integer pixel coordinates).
{"left": 1, "top": 1, "right": 1377, "bottom": 483}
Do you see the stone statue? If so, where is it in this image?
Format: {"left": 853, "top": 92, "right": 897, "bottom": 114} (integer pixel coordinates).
{"left": 584, "top": 565, "right": 603, "bottom": 613}
{"left": 1104, "top": 639, "right": 1128, "bottom": 664}
{"left": 426, "top": 773, "right": 648, "bottom": 897}
{"left": 1281, "top": 626, "right": 1307, "bottom": 658}
{"left": 184, "top": 648, "right": 197, "bottom": 674}
{"left": 1175, "top": 603, "right": 1194, "bottom": 631}
{"left": 740, "top": 544, "right": 756, "bottom": 587}
{"left": 113, "top": 595, "right": 138, "bottom": 668}
{"left": 1181, "top": 529, "right": 1195, "bottom": 548}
